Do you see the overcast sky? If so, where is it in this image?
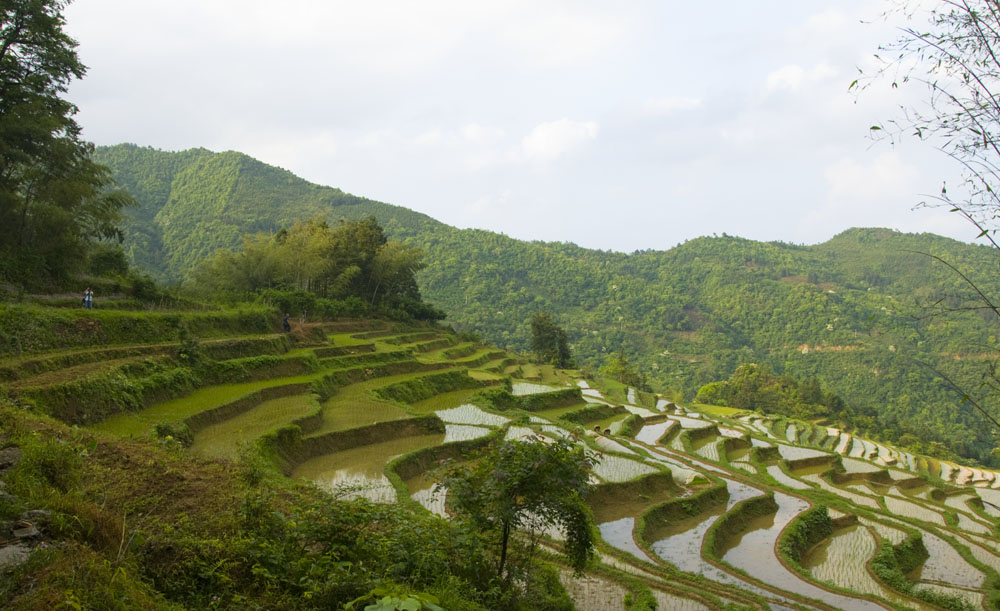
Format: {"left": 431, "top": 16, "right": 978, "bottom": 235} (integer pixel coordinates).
{"left": 63, "top": 0, "right": 973, "bottom": 252}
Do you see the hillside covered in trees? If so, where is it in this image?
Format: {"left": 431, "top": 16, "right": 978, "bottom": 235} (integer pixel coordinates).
{"left": 93, "top": 144, "right": 1000, "bottom": 466}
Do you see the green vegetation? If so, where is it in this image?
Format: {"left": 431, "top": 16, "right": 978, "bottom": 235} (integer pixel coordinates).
{"left": 440, "top": 436, "right": 596, "bottom": 579}
{"left": 90, "top": 144, "right": 1000, "bottom": 465}
{"left": 5, "top": 301, "right": 1000, "bottom": 608}
{"left": 530, "top": 311, "right": 573, "bottom": 368}
{"left": 189, "top": 216, "right": 443, "bottom": 322}
{"left": 0, "top": 0, "right": 138, "bottom": 290}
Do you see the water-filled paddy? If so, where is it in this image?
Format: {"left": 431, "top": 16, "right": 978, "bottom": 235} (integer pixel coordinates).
{"left": 190, "top": 394, "right": 316, "bottom": 459}
{"left": 511, "top": 382, "right": 559, "bottom": 396}
{"left": 406, "top": 472, "right": 447, "bottom": 516}
{"left": 593, "top": 436, "right": 636, "bottom": 454}
{"left": 651, "top": 590, "right": 711, "bottom": 611}
{"left": 293, "top": 432, "right": 445, "bottom": 502}
{"left": 957, "top": 534, "right": 1000, "bottom": 573}
{"left": 834, "top": 432, "right": 852, "bottom": 455}
{"left": 443, "top": 424, "right": 491, "bottom": 443}
{"left": 942, "top": 493, "right": 976, "bottom": 512}
{"left": 720, "top": 492, "right": 885, "bottom": 610}
{"left": 767, "top": 465, "right": 813, "bottom": 490}
{"left": 776, "top": 444, "right": 828, "bottom": 461}
{"left": 883, "top": 496, "right": 947, "bottom": 527}
{"left": 691, "top": 436, "right": 721, "bottom": 462}
{"left": 505, "top": 425, "right": 541, "bottom": 442}
{"left": 412, "top": 387, "right": 485, "bottom": 413}
{"left": 559, "top": 572, "right": 629, "bottom": 611}
{"left": 804, "top": 524, "right": 930, "bottom": 609}
{"left": 909, "top": 529, "right": 985, "bottom": 590}
{"left": 622, "top": 404, "right": 657, "bottom": 418}
{"left": 840, "top": 457, "right": 883, "bottom": 474}
{"left": 591, "top": 454, "right": 659, "bottom": 483}
{"left": 672, "top": 415, "right": 714, "bottom": 429}
{"left": 848, "top": 438, "right": 867, "bottom": 458}
{"left": 598, "top": 517, "right": 653, "bottom": 561}
{"left": 975, "top": 487, "right": 1000, "bottom": 517}
{"left": 636, "top": 421, "right": 674, "bottom": 445}
{"left": 799, "top": 474, "right": 880, "bottom": 508}
{"left": 955, "top": 512, "right": 993, "bottom": 535}
{"left": 857, "top": 517, "right": 907, "bottom": 545}
{"left": 435, "top": 404, "right": 509, "bottom": 426}
{"left": 650, "top": 505, "right": 725, "bottom": 573}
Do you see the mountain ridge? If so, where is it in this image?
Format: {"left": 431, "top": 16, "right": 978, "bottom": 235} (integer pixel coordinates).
{"left": 93, "top": 143, "right": 1000, "bottom": 466}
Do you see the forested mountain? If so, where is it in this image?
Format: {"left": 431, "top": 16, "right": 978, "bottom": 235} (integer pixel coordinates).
{"left": 94, "top": 144, "right": 1000, "bottom": 465}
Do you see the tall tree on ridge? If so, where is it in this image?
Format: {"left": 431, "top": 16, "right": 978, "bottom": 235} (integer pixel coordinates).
{"left": 0, "top": 0, "right": 133, "bottom": 286}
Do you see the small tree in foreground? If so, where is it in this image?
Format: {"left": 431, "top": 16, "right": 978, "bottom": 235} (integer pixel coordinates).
{"left": 439, "top": 436, "right": 596, "bottom": 584}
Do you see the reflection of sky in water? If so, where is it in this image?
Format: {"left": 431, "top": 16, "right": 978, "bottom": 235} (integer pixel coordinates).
{"left": 443, "top": 424, "right": 490, "bottom": 443}
{"left": 435, "top": 404, "right": 509, "bottom": 426}
{"left": 598, "top": 517, "right": 655, "bottom": 562}
{"left": 776, "top": 444, "right": 827, "bottom": 460}
{"left": 722, "top": 492, "right": 885, "bottom": 611}
{"left": 766, "top": 465, "right": 812, "bottom": 490}
{"left": 511, "top": 382, "right": 558, "bottom": 396}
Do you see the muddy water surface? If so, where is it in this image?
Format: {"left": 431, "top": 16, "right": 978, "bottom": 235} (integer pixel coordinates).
{"left": 293, "top": 432, "right": 445, "bottom": 502}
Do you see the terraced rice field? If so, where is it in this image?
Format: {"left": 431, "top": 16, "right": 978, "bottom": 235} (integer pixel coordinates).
{"left": 190, "top": 393, "right": 316, "bottom": 458}
{"left": 804, "top": 524, "right": 926, "bottom": 608}
{"left": 294, "top": 433, "right": 447, "bottom": 502}
{"left": 10, "top": 321, "right": 1000, "bottom": 610}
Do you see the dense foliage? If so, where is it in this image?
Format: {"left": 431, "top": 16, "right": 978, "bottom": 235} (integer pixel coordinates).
{"left": 440, "top": 436, "right": 596, "bottom": 582}
{"left": 530, "top": 312, "right": 573, "bottom": 368}
{"left": 188, "top": 216, "right": 443, "bottom": 321}
{"left": 0, "top": 0, "right": 134, "bottom": 288}
{"left": 695, "top": 364, "right": 844, "bottom": 422}
{"left": 0, "top": 405, "right": 528, "bottom": 610}
{"left": 94, "top": 146, "right": 1000, "bottom": 465}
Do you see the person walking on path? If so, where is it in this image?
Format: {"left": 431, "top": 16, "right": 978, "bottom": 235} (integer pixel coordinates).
{"left": 83, "top": 288, "right": 93, "bottom": 309}
{"left": 282, "top": 313, "right": 291, "bottom": 333}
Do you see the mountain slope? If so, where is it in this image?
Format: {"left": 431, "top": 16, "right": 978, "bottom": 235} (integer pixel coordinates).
{"left": 94, "top": 144, "right": 1000, "bottom": 465}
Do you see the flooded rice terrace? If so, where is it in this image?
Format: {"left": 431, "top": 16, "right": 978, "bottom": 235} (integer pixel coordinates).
{"left": 74, "top": 325, "right": 1000, "bottom": 610}
{"left": 293, "top": 433, "right": 445, "bottom": 502}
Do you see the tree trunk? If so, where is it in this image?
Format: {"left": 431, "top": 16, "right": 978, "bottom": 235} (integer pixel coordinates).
{"left": 498, "top": 520, "right": 511, "bottom": 578}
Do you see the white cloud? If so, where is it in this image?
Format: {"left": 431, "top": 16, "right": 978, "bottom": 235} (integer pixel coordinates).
{"left": 462, "top": 123, "right": 506, "bottom": 143}
{"left": 641, "top": 97, "right": 702, "bottom": 115}
{"left": 521, "top": 119, "right": 599, "bottom": 164}
{"left": 824, "top": 152, "right": 919, "bottom": 201}
{"left": 798, "top": 8, "right": 851, "bottom": 38}
{"left": 765, "top": 63, "right": 839, "bottom": 93}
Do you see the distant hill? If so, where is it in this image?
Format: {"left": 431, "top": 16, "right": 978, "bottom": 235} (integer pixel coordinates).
{"left": 94, "top": 144, "right": 1000, "bottom": 465}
